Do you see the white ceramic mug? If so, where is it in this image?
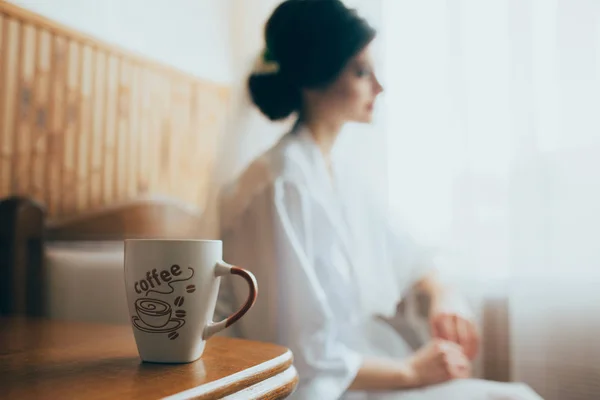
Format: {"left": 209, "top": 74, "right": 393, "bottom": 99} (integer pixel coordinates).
{"left": 124, "top": 239, "right": 257, "bottom": 363}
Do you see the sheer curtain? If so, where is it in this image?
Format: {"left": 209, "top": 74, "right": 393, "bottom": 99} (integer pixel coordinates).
{"left": 380, "top": 1, "right": 600, "bottom": 399}
{"left": 216, "top": 0, "right": 292, "bottom": 185}
{"left": 205, "top": 0, "right": 291, "bottom": 236}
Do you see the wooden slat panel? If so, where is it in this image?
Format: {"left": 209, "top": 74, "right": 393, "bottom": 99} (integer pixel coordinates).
{"left": 156, "top": 74, "right": 171, "bottom": 194}
{"left": 194, "top": 85, "right": 224, "bottom": 209}
{"left": 9, "top": 22, "right": 24, "bottom": 194}
{"left": 168, "top": 79, "right": 184, "bottom": 198}
{"left": 188, "top": 84, "right": 201, "bottom": 203}
{"left": 102, "top": 55, "right": 119, "bottom": 205}
{"left": 75, "top": 45, "right": 94, "bottom": 212}
{"left": 61, "top": 40, "right": 81, "bottom": 214}
{"left": 127, "top": 65, "right": 140, "bottom": 197}
{"left": 30, "top": 29, "right": 52, "bottom": 203}
{"left": 0, "top": 15, "right": 5, "bottom": 192}
{"left": 148, "top": 71, "right": 163, "bottom": 194}
{"left": 115, "top": 59, "right": 131, "bottom": 201}
{"left": 136, "top": 68, "right": 151, "bottom": 195}
{"left": 175, "top": 80, "right": 193, "bottom": 202}
{"left": 47, "top": 35, "right": 68, "bottom": 215}
{"left": 88, "top": 50, "right": 105, "bottom": 209}
{"left": 135, "top": 69, "right": 150, "bottom": 193}
{"left": 13, "top": 24, "right": 35, "bottom": 195}
{"left": 0, "top": 2, "right": 230, "bottom": 219}
{"left": 1, "top": 19, "right": 20, "bottom": 195}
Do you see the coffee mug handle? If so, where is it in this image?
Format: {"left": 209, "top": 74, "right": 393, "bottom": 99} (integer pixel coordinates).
{"left": 203, "top": 261, "right": 258, "bottom": 340}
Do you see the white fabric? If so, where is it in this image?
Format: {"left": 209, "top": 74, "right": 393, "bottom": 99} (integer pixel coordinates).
{"left": 218, "top": 125, "right": 542, "bottom": 400}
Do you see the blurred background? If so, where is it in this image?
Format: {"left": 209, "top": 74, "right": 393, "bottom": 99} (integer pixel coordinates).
{"left": 1, "top": 1, "right": 599, "bottom": 399}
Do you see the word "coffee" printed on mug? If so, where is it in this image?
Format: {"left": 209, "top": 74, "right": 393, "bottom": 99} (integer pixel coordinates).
{"left": 134, "top": 264, "right": 183, "bottom": 294}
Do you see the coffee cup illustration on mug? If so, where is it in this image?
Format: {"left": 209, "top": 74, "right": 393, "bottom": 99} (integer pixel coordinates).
{"left": 134, "top": 298, "right": 173, "bottom": 328}
{"left": 125, "top": 240, "right": 258, "bottom": 363}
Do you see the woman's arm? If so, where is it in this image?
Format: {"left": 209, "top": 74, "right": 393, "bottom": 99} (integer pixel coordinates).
{"left": 414, "top": 270, "right": 452, "bottom": 303}
{"left": 349, "top": 357, "right": 415, "bottom": 391}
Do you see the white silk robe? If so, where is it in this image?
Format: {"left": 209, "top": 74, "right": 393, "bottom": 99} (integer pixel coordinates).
{"left": 217, "top": 126, "right": 543, "bottom": 400}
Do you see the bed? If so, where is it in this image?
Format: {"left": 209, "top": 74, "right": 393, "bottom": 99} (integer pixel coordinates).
{"left": 0, "top": 195, "right": 208, "bottom": 324}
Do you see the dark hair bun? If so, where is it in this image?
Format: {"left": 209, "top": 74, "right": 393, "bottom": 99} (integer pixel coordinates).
{"left": 248, "top": 0, "right": 376, "bottom": 121}
{"left": 248, "top": 72, "right": 300, "bottom": 121}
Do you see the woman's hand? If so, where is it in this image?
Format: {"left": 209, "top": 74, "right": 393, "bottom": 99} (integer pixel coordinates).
{"left": 406, "top": 339, "right": 472, "bottom": 387}
{"left": 413, "top": 272, "right": 480, "bottom": 360}
{"left": 429, "top": 302, "right": 480, "bottom": 361}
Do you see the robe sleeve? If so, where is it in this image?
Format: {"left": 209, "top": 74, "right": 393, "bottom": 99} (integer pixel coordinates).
{"left": 269, "top": 178, "right": 363, "bottom": 400}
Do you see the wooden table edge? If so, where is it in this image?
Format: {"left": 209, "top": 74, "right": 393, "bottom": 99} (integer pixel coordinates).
{"left": 220, "top": 366, "right": 299, "bottom": 400}
{"left": 160, "top": 350, "right": 295, "bottom": 400}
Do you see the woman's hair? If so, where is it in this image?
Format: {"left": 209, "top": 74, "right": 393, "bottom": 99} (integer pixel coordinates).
{"left": 248, "top": 0, "right": 376, "bottom": 121}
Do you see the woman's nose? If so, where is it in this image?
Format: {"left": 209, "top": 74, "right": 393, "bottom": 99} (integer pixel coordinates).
{"left": 373, "top": 76, "right": 384, "bottom": 94}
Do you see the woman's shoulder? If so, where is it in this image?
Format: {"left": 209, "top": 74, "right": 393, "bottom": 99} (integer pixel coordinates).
{"left": 270, "top": 130, "right": 318, "bottom": 183}
{"left": 232, "top": 133, "right": 310, "bottom": 186}
{"left": 219, "top": 132, "right": 313, "bottom": 229}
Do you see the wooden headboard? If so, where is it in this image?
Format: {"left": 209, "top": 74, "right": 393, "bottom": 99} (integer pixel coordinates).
{"left": 0, "top": 2, "right": 229, "bottom": 218}
{"left": 0, "top": 195, "right": 206, "bottom": 316}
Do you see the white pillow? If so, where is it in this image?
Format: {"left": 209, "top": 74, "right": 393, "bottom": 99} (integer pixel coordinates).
{"left": 45, "top": 241, "right": 129, "bottom": 325}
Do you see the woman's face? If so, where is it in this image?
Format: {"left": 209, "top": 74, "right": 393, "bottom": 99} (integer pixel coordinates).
{"left": 305, "top": 43, "right": 384, "bottom": 124}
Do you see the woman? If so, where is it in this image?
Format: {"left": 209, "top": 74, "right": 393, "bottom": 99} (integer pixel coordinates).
{"left": 218, "top": 1, "right": 542, "bottom": 399}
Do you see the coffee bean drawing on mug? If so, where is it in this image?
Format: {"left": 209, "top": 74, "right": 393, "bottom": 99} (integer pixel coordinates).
{"left": 174, "top": 296, "right": 185, "bottom": 307}
{"left": 131, "top": 266, "right": 196, "bottom": 340}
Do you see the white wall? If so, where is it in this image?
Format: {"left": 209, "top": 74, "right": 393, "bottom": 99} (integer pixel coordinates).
{"left": 7, "top": 0, "right": 233, "bottom": 83}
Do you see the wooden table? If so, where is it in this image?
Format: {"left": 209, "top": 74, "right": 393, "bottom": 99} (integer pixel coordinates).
{"left": 0, "top": 317, "right": 298, "bottom": 399}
